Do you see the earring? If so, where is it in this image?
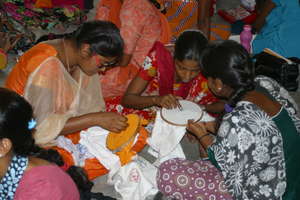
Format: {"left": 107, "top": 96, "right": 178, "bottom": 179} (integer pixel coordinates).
{"left": 218, "top": 87, "right": 222, "bottom": 91}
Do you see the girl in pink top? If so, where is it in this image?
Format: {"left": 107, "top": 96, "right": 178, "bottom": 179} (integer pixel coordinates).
{"left": 0, "top": 88, "right": 79, "bottom": 200}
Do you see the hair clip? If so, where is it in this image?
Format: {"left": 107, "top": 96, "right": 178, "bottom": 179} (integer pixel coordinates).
{"left": 28, "top": 119, "right": 37, "bottom": 130}
{"left": 224, "top": 104, "right": 233, "bottom": 113}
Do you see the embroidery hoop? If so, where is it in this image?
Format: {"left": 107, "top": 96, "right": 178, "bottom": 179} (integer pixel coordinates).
{"left": 161, "top": 100, "right": 204, "bottom": 126}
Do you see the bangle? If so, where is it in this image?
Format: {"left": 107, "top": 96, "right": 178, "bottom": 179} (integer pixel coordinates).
{"left": 198, "top": 133, "right": 210, "bottom": 141}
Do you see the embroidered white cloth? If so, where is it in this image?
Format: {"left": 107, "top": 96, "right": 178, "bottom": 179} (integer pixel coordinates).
{"left": 108, "top": 157, "right": 158, "bottom": 200}
{"left": 79, "top": 126, "right": 121, "bottom": 174}
{"left": 56, "top": 136, "right": 94, "bottom": 167}
{"left": 147, "top": 111, "right": 214, "bottom": 159}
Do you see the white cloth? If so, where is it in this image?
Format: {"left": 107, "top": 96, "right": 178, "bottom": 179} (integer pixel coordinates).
{"left": 147, "top": 111, "right": 215, "bottom": 165}
{"left": 147, "top": 112, "right": 186, "bottom": 158}
{"left": 56, "top": 136, "right": 94, "bottom": 167}
{"left": 79, "top": 126, "right": 121, "bottom": 175}
{"left": 108, "top": 157, "right": 158, "bottom": 200}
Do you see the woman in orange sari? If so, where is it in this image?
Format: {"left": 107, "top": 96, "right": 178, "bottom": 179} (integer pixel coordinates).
{"left": 5, "top": 20, "right": 131, "bottom": 179}
{"left": 159, "top": 0, "right": 230, "bottom": 42}
{"left": 95, "top": 0, "right": 172, "bottom": 98}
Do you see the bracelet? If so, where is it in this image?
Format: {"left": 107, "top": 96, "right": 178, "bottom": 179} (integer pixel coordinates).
{"left": 198, "top": 133, "right": 211, "bottom": 141}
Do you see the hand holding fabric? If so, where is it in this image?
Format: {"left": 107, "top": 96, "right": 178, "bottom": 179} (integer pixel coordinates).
{"left": 186, "top": 120, "right": 208, "bottom": 140}
{"left": 154, "top": 94, "right": 182, "bottom": 109}
{"left": 96, "top": 112, "right": 128, "bottom": 133}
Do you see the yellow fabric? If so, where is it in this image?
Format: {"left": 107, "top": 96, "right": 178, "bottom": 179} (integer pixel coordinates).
{"left": 106, "top": 114, "right": 149, "bottom": 165}
{"left": 106, "top": 114, "right": 140, "bottom": 151}
{"left": 0, "top": 49, "right": 7, "bottom": 70}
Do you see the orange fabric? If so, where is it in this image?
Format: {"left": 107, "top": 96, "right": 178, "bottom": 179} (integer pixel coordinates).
{"left": 53, "top": 127, "right": 149, "bottom": 180}
{"left": 158, "top": 12, "right": 172, "bottom": 44}
{"left": 159, "top": 0, "right": 230, "bottom": 41}
{"left": 161, "top": 0, "right": 199, "bottom": 40}
{"left": 5, "top": 43, "right": 57, "bottom": 95}
{"left": 131, "top": 126, "right": 149, "bottom": 153}
{"left": 35, "top": 0, "right": 53, "bottom": 8}
{"left": 95, "top": 0, "right": 121, "bottom": 28}
{"left": 53, "top": 146, "right": 109, "bottom": 180}
{"left": 210, "top": 23, "right": 231, "bottom": 41}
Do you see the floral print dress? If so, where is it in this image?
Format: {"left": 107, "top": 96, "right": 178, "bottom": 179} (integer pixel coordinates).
{"left": 210, "top": 76, "right": 300, "bottom": 200}
{"left": 105, "top": 42, "right": 217, "bottom": 120}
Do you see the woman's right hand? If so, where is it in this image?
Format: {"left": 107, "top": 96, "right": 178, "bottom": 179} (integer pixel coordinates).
{"left": 153, "top": 94, "right": 182, "bottom": 109}
{"left": 95, "top": 112, "right": 128, "bottom": 133}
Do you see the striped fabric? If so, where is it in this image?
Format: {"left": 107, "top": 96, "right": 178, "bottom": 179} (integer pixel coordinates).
{"left": 160, "top": 0, "right": 230, "bottom": 41}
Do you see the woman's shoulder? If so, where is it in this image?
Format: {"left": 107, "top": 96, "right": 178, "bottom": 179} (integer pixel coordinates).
{"left": 14, "top": 164, "right": 79, "bottom": 200}
{"left": 24, "top": 43, "right": 57, "bottom": 59}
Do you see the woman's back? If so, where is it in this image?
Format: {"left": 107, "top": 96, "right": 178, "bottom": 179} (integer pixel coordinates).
{"left": 14, "top": 164, "right": 80, "bottom": 200}
{"left": 211, "top": 76, "right": 300, "bottom": 199}
{"left": 253, "top": 0, "right": 300, "bottom": 57}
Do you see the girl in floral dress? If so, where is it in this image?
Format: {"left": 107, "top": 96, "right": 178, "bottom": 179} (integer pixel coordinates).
{"left": 107, "top": 30, "right": 223, "bottom": 120}
{"left": 157, "top": 40, "right": 300, "bottom": 199}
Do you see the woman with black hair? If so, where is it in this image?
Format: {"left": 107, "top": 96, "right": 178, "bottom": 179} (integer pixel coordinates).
{"left": 0, "top": 88, "right": 117, "bottom": 200}
{"left": 119, "top": 30, "right": 223, "bottom": 119}
{"left": 5, "top": 20, "right": 129, "bottom": 179}
{"left": 0, "top": 88, "right": 79, "bottom": 199}
{"left": 165, "top": 40, "right": 300, "bottom": 199}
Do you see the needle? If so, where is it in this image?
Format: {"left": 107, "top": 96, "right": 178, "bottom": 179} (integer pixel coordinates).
{"left": 178, "top": 102, "right": 183, "bottom": 111}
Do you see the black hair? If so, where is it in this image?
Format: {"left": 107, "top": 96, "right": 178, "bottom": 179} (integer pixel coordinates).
{"left": 149, "top": 0, "right": 161, "bottom": 9}
{"left": 36, "top": 20, "right": 124, "bottom": 59}
{"left": 71, "top": 20, "right": 124, "bottom": 58}
{"left": 0, "top": 88, "right": 115, "bottom": 200}
{"left": 174, "top": 30, "right": 208, "bottom": 66}
{"left": 0, "top": 88, "right": 35, "bottom": 156}
{"left": 200, "top": 40, "right": 255, "bottom": 108}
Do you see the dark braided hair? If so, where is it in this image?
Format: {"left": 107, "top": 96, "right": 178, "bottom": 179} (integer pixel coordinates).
{"left": 0, "top": 88, "right": 115, "bottom": 200}
{"left": 200, "top": 40, "right": 255, "bottom": 108}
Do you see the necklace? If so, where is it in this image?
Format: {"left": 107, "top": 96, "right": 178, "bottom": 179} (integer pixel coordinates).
{"left": 62, "top": 38, "right": 71, "bottom": 73}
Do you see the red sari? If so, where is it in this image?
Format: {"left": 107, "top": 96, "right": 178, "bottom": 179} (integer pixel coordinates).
{"left": 106, "top": 42, "right": 217, "bottom": 120}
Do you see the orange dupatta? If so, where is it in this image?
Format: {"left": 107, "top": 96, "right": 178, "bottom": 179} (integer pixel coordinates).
{"left": 5, "top": 43, "right": 57, "bottom": 95}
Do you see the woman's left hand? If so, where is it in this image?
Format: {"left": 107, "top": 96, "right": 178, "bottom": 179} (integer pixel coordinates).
{"left": 186, "top": 120, "right": 208, "bottom": 140}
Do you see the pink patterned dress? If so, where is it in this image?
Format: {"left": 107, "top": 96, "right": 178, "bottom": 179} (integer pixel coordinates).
{"left": 157, "top": 158, "right": 232, "bottom": 200}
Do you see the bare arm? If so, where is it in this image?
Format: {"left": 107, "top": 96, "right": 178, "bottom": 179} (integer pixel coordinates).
{"left": 252, "top": 0, "right": 276, "bottom": 33}
{"left": 205, "top": 100, "right": 226, "bottom": 114}
{"left": 187, "top": 120, "right": 216, "bottom": 149}
{"left": 121, "top": 76, "right": 158, "bottom": 109}
{"left": 60, "top": 112, "right": 128, "bottom": 135}
{"left": 198, "top": 0, "right": 212, "bottom": 39}
{"left": 118, "top": 53, "right": 132, "bottom": 66}
{"left": 122, "top": 75, "right": 182, "bottom": 109}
